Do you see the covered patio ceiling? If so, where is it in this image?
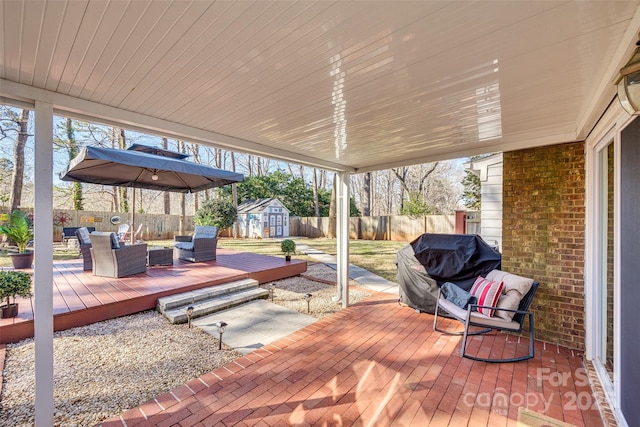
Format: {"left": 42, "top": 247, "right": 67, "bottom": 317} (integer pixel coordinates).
{"left": 1, "top": 0, "right": 639, "bottom": 173}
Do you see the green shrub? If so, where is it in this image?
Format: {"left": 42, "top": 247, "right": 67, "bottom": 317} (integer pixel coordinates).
{"left": 194, "top": 199, "right": 237, "bottom": 230}
{"left": 280, "top": 239, "right": 296, "bottom": 256}
{"left": 0, "top": 210, "right": 33, "bottom": 253}
{"left": 0, "top": 270, "right": 32, "bottom": 306}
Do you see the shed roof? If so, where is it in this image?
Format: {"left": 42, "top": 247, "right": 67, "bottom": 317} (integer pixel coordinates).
{"left": 237, "top": 198, "right": 288, "bottom": 214}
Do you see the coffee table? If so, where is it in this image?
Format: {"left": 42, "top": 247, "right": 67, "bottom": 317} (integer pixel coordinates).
{"left": 147, "top": 247, "right": 174, "bottom": 266}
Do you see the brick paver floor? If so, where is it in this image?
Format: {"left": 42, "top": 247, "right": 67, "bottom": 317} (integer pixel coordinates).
{"left": 100, "top": 292, "right": 604, "bottom": 427}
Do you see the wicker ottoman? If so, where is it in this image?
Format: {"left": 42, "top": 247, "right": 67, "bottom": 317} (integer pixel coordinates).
{"left": 147, "top": 247, "right": 174, "bottom": 266}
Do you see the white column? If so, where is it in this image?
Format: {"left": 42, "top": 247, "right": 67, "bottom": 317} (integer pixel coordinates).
{"left": 34, "top": 100, "right": 54, "bottom": 426}
{"left": 336, "top": 171, "right": 350, "bottom": 308}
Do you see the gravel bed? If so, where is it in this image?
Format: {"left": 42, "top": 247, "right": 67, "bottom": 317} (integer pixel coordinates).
{"left": 0, "top": 263, "right": 371, "bottom": 426}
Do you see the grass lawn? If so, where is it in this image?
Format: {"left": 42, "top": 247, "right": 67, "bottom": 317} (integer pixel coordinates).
{"left": 285, "top": 238, "right": 408, "bottom": 282}
{"left": 0, "top": 237, "right": 409, "bottom": 283}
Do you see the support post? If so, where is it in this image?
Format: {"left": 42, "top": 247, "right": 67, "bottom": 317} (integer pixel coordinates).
{"left": 333, "top": 172, "right": 350, "bottom": 308}
{"left": 34, "top": 101, "right": 54, "bottom": 426}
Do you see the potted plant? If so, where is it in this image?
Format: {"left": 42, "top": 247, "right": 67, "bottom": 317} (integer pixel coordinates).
{"left": 0, "top": 210, "right": 34, "bottom": 269}
{"left": 0, "top": 270, "right": 32, "bottom": 318}
{"left": 281, "top": 239, "right": 296, "bottom": 262}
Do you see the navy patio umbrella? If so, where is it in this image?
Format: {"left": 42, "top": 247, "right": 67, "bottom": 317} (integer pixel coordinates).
{"left": 60, "top": 144, "right": 244, "bottom": 242}
{"left": 61, "top": 144, "right": 243, "bottom": 193}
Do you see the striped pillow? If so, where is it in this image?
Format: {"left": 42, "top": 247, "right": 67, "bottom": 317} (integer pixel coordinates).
{"left": 470, "top": 276, "right": 504, "bottom": 317}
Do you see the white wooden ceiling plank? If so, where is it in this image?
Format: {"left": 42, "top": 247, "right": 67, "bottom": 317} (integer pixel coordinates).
{"left": 160, "top": 1, "right": 315, "bottom": 122}
{"left": 208, "top": 0, "right": 626, "bottom": 148}
{"left": 0, "top": 1, "right": 6, "bottom": 79}
{"left": 43, "top": 0, "right": 89, "bottom": 91}
{"left": 102, "top": 0, "right": 224, "bottom": 107}
{"left": 56, "top": 0, "right": 111, "bottom": 93}
{"left": 185, "top": 3, "right": 431, "bottom": 126}
{"left": 31, "top": 0, "right": 68, "bottom": 88}
{"left": 16, "top": 0, "right": 48, "bottom": 86}
{"left": 134, "top": 1, "right": 271, "bottom": 115}
{"left": 1, "top": 1, "right": 26, "bottom": 82}
{"left": 165, "top": 1, "right": 368, "bottom": 121}
{"left": 146, "top": 1, "right": 285, "bottom": 120}
{"left": 79, "top": 0, "right": 171, "bottom": 100}
{"left": 69, "top": 0, "right": 154, "bottom": 98}
{"left": 187, "top": 0, "right": 549, "bottom": 124}
{"left": 123, "top": 0, "right": 251, "bottom": 113}
{"left": 97, "top": 1, "right": 212, "bottom": 106}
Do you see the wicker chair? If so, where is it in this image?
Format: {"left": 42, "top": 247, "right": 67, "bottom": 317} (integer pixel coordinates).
{"left": 174, "top": 225, "right": 218, "bottom": 262}
{"left": 90, "top": 232, "right": 148, "bottom": 278}
{"left": 75, "top": 227, "right": 93, "bottom": 271}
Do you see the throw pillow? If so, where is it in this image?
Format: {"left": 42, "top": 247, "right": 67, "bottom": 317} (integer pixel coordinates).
{"left": 495, "top": 290, "right": 522, "bottom": 321}
{"left": 110, "top": 232, "right": 120, "bottom": 249}
{"left": 470, "top": 276, "right": 503, "bottom": 317}
{"left": 485, "top": 270, "right": 533, "bottom": 296}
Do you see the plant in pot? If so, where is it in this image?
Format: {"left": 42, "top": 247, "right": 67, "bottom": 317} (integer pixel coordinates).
{"left": 0, "top": 270, "right": 32, "bottom": 318}
{"left": 281, "top": 239, "right": 296, "bottom": 262}
{"left": 0, "top": 210, "right": 34, "bottom": 269}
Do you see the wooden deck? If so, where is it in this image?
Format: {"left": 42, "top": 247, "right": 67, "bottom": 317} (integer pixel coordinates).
{"left": 0, "top": 248, "right": 306, "bottom": 344}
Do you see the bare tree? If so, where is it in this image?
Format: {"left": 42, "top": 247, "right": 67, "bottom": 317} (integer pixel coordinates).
{"left": 312, "top": 168, "right": 320, "bottom": 216}
{"left": 178, "top": 140, "right": 186, "bottom": 234}
{"left": 162, "top": 137, "right": 171, "bottom": 214}
{"left": 392, "top": 162, "right": 439, "bottom": 214}
{"left": 363, "top": 172, "right": 371, "bottom": 216}
{"left": 64, "top": 119, "right": 84, "bottom": 210}
{"left": 328, "top": 173, "right": 336, "bottom": 238}
{"left": 231, "top": 151, "right": 239, "bottom": 238}
{"left": 190, "top": 143, "right": 201, "bottom": 212}
{"left": 115, "top": 129, "right": 129, "bottom": 213}
{"left": 4, "top": 109, "right": 30, "bottom": 212}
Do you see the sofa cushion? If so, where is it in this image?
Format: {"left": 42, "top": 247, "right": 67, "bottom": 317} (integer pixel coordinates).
{"left": 470, "top": 276, "right": 503, "bottom": 317}
{"left": 175, "top": 241, "right": 194, "bottom": 251}
{"left": 438, "top": 297, "right": 521, "bottom": 330}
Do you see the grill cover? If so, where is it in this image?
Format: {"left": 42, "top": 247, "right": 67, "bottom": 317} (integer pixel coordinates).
{"left": 396, "top": 233, "right": 501, "bottom": 313}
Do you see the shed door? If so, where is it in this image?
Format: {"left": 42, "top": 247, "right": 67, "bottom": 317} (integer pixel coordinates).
{"left": 269, "top": 214, "right": 283, "bottom": 238}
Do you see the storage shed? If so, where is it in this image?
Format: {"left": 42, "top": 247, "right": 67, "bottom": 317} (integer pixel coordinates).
{"left": 237, "top": 198, "right": 290, "bottom": 238}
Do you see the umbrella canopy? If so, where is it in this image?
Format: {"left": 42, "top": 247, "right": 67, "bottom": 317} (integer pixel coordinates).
{"left": 60, "top": 144, "right": 244, "bottom": 242}
{"left": 61, "top": 145, "right": 243, "bottom": 193}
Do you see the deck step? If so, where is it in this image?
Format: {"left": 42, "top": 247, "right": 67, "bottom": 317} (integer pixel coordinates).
{"left": 157, "top": 278, "right": 259, "bottom": 313}
{"left": 157, "top": 279, "right": 269, "bottom": 324}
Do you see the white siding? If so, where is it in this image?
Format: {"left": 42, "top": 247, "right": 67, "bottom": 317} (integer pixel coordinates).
{"left": 467, "top": 153, "right": 503, "bottom": 251}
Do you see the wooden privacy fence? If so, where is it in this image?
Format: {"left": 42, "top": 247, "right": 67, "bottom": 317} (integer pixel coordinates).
{"left": 1, "top": 209, "right": 465, "bottom": 242}
{"left": 290, "top": 215, "right": 456, "bottom": 242}
{"left": 0, "top": 209, "right": 194, "bottom": 242}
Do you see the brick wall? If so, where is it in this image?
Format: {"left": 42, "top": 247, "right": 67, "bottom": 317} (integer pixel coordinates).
{"left": 502, "top": 142, "right": 585, "bottom": 350}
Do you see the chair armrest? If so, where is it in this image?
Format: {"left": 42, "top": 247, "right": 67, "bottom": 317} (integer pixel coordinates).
{"left": 113, "top": 243, "right": 148, "bottom": 261}
{"left": 174, "top": 235, "right": 192, "bottom": 243}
